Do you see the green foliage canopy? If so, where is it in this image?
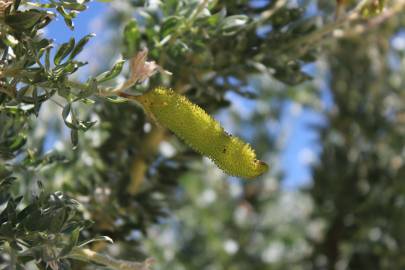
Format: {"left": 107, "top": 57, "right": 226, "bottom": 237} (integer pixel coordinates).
{"left": 0, "top": 0, "right": 404, "bottom": 269}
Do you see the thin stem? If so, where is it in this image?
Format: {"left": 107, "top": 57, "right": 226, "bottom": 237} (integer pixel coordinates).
{"left": 189, "top": 0, "right": 210, "bottom": 23}
{"left": 65, "top": 80, "right": 89, "bottom": 92}
{"left": 0, "top": 84, "right": 16, "bottom": 98}
{"left": 0, "top": 87, "right": 11, "bottom": 96}
{"left": 275, "top": 0, "right": 404, "bottom": 56}
{"left": 67, "top": 247, "right": 154, "bottom": 270}
{"left": 339, "top": 0, "right": 405, "bottom": 37}
{"left": 49, "top": 98, "right": 64, "bottom": 108}
{"left": 158, "top": 0, "right": 209, "bottom": 66}
{"left": 252, "top": 0, "right": 287, "bottom": 27}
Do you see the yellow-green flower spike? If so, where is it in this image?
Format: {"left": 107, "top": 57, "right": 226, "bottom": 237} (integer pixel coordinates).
{"left": 132, "top": 87, "right": 268, "bottom": 179}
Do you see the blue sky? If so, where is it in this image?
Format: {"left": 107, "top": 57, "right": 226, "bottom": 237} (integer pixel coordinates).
{"left": 45, "top": 1, "right": 325, "bottom": 189}
{"left": 46, "top": 1, "right": 106, "bottom": 43}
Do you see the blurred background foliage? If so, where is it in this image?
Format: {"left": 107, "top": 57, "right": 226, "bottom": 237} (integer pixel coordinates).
{"left": 0, "top": 0, "right": 404, "bottom": 269}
